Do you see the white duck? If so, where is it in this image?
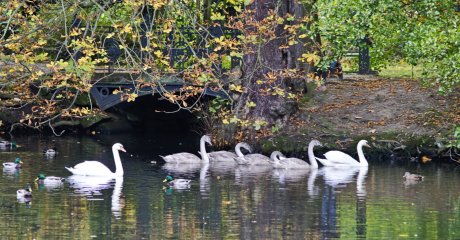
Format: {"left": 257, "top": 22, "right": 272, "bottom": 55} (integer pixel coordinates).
{"left": 35, "top": 173, "right": 65, "bottom": 185}
{"left": 233, "top": 144, "right": 277, "bottom": 166}
{"left": 315, "top": 140, "right": 370, "bottom": 167}
{"left": 271, "top": 151, "right": 310, "bottom": 169}
{"left": 43, "top": 148, "right": 57, "bottom": 157}
{"left": 3, "top": 157, "right": 23, "bottom": 169}
{"left": 0, "top": 140, "right": 16, "bottom": 148}
{"left": 161, "top": 135, "right": 211, "bottom": 164}
{"left": 65, "top": 143, "right": 126, "bottom": 176}
{"left": 208, "top": 142, "right": 251, "bottom": 162}
{"left": 17, "top": 183, "right": 32, "bottom": 199}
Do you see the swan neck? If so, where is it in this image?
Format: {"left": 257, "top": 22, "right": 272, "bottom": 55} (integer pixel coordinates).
{"left": 357, "top": 142, "right": 368, "bottom": 166}
{"left": 112, "top": 147, "right": 124, "bottom": 176}
{"left": 235, "top": 143, "right": 244, "bottom": 157}
{"left": 200, "top": 138, "right": 209, "bottom": 163}
{"left": 308, "top": 142, "right": 318, "bottom": 168}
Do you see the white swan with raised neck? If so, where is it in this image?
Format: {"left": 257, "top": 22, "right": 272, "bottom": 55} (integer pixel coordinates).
{"left": 65, "top": 143, "right": 126, "bottom": 176}
{"left": 316, "top": 140, "right": 370, "bottom": 167}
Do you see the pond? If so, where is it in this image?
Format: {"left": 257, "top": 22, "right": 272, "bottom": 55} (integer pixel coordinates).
{"left": 1, "top": 132, "right": 460, "bottom": 239}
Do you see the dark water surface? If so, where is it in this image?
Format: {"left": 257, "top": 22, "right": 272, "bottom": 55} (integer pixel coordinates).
{"left": 1, "top": 133, "right": 460, "bottom": 239}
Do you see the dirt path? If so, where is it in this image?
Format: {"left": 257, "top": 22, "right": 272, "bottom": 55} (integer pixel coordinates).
{"left": 275, "top": 74, "right": 459, "bottom": 157}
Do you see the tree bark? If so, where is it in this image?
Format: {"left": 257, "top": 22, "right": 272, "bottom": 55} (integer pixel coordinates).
{"left": 238, "top": 0, "right": 306, "bottom": 127}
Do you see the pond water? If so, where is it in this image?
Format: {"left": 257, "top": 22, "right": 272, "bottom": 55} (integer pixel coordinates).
{"left": 1, "top": 132, "right": 460, "bottom": 239}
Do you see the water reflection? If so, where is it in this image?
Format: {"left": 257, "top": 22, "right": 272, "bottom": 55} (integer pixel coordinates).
{"left": 2, "top": 135, "right": 460, "bottom": 239}
{"left": 67, "top": 175, "right": 115, "bottom": 196}
{"left": 199, "top": 163, "right": 210, "bottom": 195}
{"left": 3, "top": 168, "right": 21, "bottom": 179}
{"left": 162, "top": 162, "right": 201, "bottom": 176}
{"left": 111, "top": 177, "right": 124, "bottom": 218}
{"left": 308, "top": 168, "right": 319, "bottom": 197}
{"left": 272, "top": 168, "right": 309, "bottom": 184}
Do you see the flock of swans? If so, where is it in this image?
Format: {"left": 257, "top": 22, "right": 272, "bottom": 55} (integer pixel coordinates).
{"left": 160, "top": 135, "right": 370, "bottom": 168}
{"left": 5, "top": 134, "right": 424, "bottom": 206}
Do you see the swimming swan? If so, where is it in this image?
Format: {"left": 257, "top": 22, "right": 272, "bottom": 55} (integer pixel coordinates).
{"left": 316, "top": 140, "right": 370, "bottom": 167}
{"left": 161, "top": 135, "right": 211, "bottom": 164}
{"left": 65, "top": 143, "right": 126, "bottom": 176}
{"left": 306, "top": 140, "right": 322, "bottom": 168}
{"left": 234, "top": 148, "right": 277, "bottom": 166}
{"left": 208, "top": 142, "right": 251, "bottom": 162}
{"left": 271, "top": 151, "right": 311, "bottom": 169}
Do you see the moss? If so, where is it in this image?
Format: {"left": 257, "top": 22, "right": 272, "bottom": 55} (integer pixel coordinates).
{"left": 74, "top": 93, "right": 94, "bottom": 106}
{"left": 80, "top": 112, "right": 111, "bottom": 128}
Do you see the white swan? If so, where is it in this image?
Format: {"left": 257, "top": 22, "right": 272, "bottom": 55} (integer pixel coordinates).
{"left": 161, "top": 135, "right": 211, "bottom": 164}
{"left": 67, "top": 175, "right": 114, "bottom": 196}
{"left": 271, "top": 151, "right": 310, "bottom": 169}
{"left": 65, "top": 143, "right": 126, "bottom": 176}
{"left": 208, "top": 142, "right": 251, "bottom": 162}
{"left": 316, "top": 140, "right": 370, "bottom": 166}
{"left": 111, "top": 177, "right": 124, "bottom": 218}
{"left": 233, "top": 146, "right": 277, "bottom": 166}
{"left": 307, "top": 140, "right": 322, "bottom": 168}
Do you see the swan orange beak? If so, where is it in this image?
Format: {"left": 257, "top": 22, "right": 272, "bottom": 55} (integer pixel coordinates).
{"left": 364, "top": 143, "right": 371, "bottom": 148}
{"left": 120, "top": 147, "right": 126, "bottom": 152}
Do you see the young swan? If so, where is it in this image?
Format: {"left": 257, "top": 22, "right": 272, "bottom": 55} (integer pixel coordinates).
{"left": 208, "top": 142, "right": 252, "bottom": 163}
{"left": 271, "top": 151, "right": 310, "bottom": 169}
{"left": 161, "top": 135, "right": 212, "bottom": 164}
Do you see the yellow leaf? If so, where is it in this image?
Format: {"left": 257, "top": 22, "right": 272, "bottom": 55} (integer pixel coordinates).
{"left": 229, "top": 84, "right": 243, "bottom": 93}
{"left": 246, "top": 101, "right": 256, "bottom": 108}
{"left": 298, "top": 34, "right": 307, "bottom": 39}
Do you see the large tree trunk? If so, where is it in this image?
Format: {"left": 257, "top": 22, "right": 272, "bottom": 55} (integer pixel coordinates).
{"left": 237, "top": 0, "right": 307, "bottom": 127}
